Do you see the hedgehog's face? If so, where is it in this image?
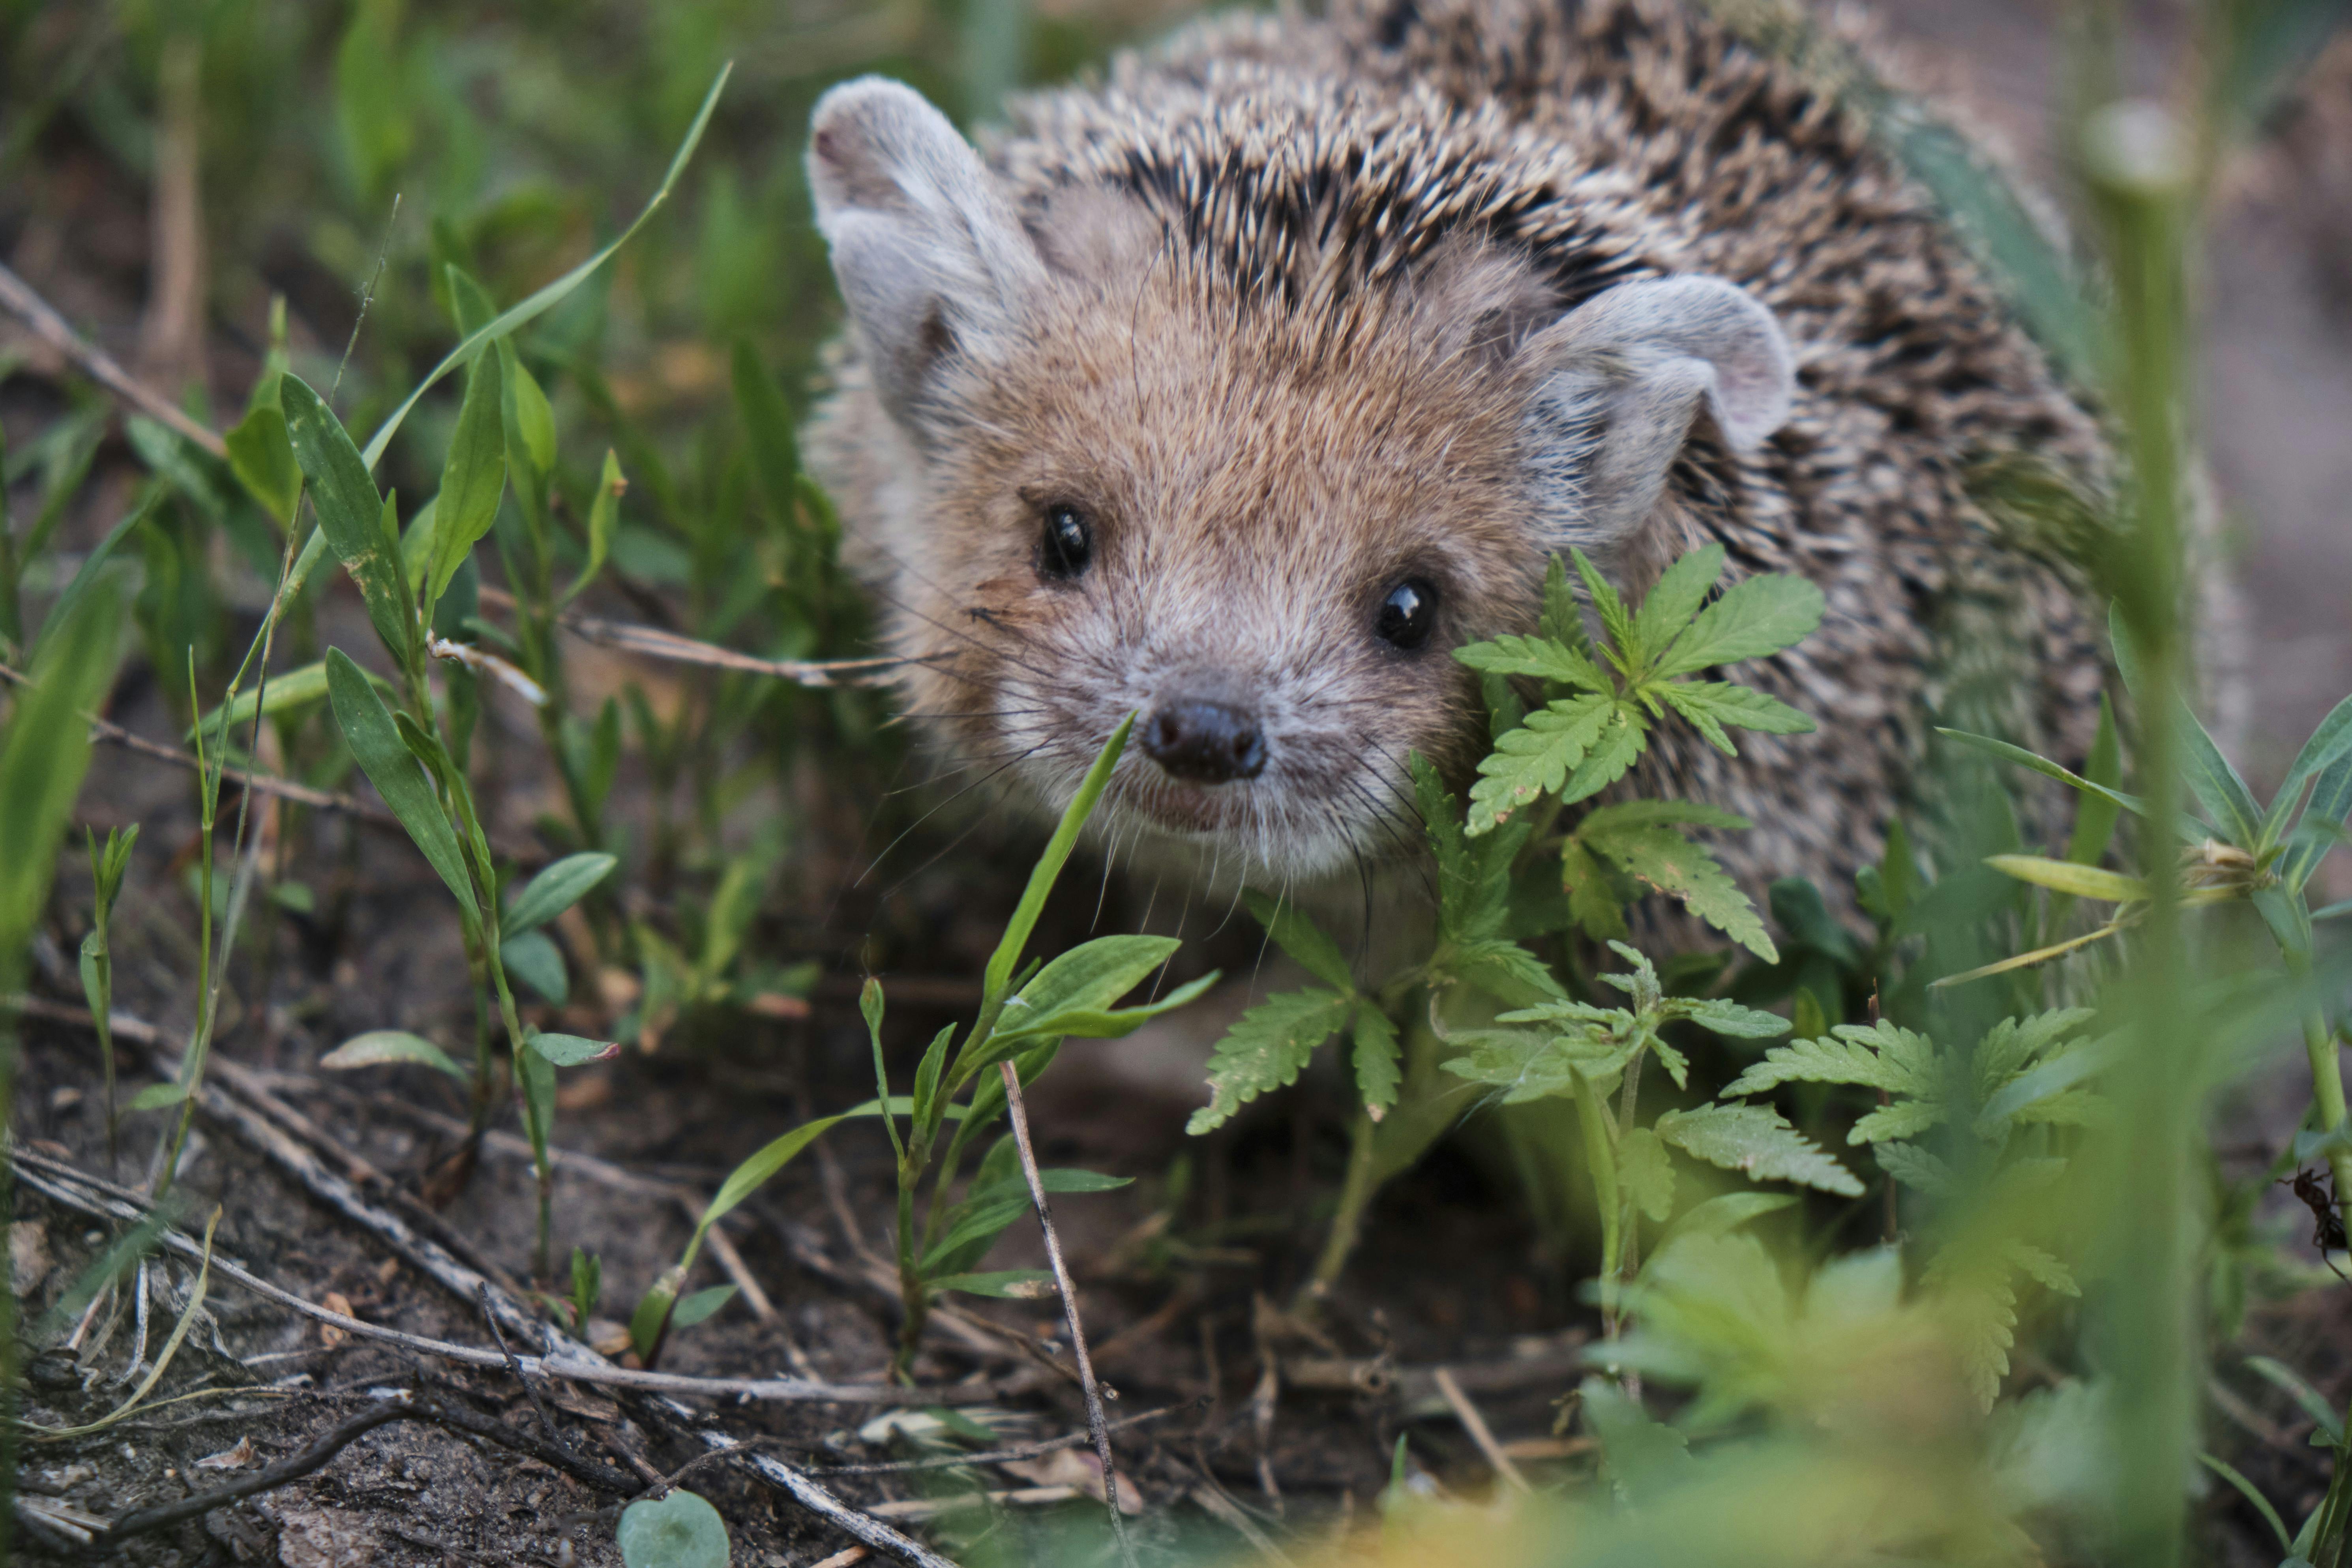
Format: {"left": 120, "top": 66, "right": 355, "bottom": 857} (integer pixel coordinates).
{"left": 807, "top": 80, "right": 1793, "bottom": 886}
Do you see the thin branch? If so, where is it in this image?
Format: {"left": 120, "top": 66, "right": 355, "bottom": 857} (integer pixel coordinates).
{"left": 1432, "top": 1365, "right": 1529, "bottom": 1493}
{"left": 474, "top": 584, "right": 904, "bottom": 690}
{"left": 0, "top": 259, "right": 227, "bottom": 457}
{"left": 480, "top": 1281, "right": 579, "bottom": 1464}
{"left": 999, "top": 1059, "right": 1139, "bottom": 1568}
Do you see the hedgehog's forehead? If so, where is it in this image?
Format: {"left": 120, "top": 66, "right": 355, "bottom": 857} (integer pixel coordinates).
{"left": 988, "top": 277, "right": 1515, "bottom": 511}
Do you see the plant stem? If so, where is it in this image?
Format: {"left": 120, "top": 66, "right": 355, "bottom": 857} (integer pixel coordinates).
{"left": 2291, "top": 953, "right": 2352, "bottom": 1222}
{"left": 1303, "top": 1109, "right": 1381, "bottom": 1304}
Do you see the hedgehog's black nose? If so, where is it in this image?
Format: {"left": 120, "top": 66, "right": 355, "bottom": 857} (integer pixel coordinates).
{"left": 1142, "top": 700, "right": 1266, "bottom": 785}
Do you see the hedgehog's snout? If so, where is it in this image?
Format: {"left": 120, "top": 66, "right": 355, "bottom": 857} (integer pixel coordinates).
{"left": 1140, "top": 696, "right": 1267, "bottom": 785}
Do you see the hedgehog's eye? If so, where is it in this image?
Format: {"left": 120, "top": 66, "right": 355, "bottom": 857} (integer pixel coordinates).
{"left": 1374, "top": 579, "right": 1438, "bottom": 651}
{"left": 1038, "top": 504, "right": 1093, "bottom": 581}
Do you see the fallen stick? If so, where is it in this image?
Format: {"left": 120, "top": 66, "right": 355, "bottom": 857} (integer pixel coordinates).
{"left": 0, "top": 258, "right": 227, "bottom": 458}
{"left": 477, "top": 584, "right": 905, "bottom": 690}
{"left": 1432, "top": 1365, "right": 1530, "bottom": 1493}
{"left": 999, "top": 1060, "right": 1139, "bottom": 1568}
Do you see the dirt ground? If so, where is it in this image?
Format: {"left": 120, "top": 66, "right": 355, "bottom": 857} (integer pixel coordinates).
{"left": 7, "top": 5, "right": 2352, "bottom": 1566}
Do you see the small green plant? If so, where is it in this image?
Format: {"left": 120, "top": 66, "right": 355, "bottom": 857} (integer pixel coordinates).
{"left": 1189, "top": 543, "right": 1827, "bottom": 1293}
{"left": 617, "top": 1487, "right": 730, "bottom": 1568}
{"left": 626, "top": 714, "right": 1213, "bottom": 1374}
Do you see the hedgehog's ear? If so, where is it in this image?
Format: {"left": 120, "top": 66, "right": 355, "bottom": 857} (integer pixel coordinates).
{"left": 1514, "top": 276, "right": 1794, "bottom": 546}
{"left": 807, "top": 77, "right": 1048, "bottom": 431}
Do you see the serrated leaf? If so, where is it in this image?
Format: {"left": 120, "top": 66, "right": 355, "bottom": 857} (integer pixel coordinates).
{"left": 1454, "top": 632, "right": 1614, "bottom": 692}
{"left": 2005, "top": 1241, "right": 2080, "bottom": 1297}
{"left": 1579, "top": 798, "right": 1751, "bottom": 834}
{"left": 1653, "top": 1191, "right": 1797, "bottom": 1255}
{"left": 1570, "top": 548, "right": 1635, "bottom": 667}
{"left": 1973, "top": 1008, "right": 2097, "bottom": 1097}
{"left": 1352, "top": 1001, "right": 1401, "bottom": 1116}
{"left": 1627, "top": 543, "right": 1726, "bottom": 666}
{"left": 1655, "top": 1104, "right": 1862, "bottom": 1195}
{"left": 1928, "top": 1251, "right": 2020, "bottom": 1411}
{"left": 1243, "top": 889, "right": 1354, "bottom": 992}
{"left": 1654, "top": 680, "right": 1815, "bottom": 755}
{"left": 1557, "top": 707, "right": 1648, "bottom": 807}
{"left": 1452, "top": 937, "right": 1568, "bottom": 1002}
{"left": 1541, "top": 555, "right": 1595, "bottom": 656}
{"left": 1654, "top": 571, "right": 1824, "bottom": 677}
{"left": 1561, "top": 836, "right": 1628, "bottom": 941}
{"left": 1619, "top": 1127, "right": 1676, "bottom": 1221}
{"left": 1849, "top": 1098, "right": 1946, "bottom": 1144}
{"left": 1720, "top": 1032, "right": 1925, "bottom": 1098}
{"left": 1441, "top": 1025, "right": 1629, "bottom": 1105}
{"left": 1873, "top": 1141, "right": 1953, "bottom": 1195}
{"left": 1466, "top": 693, "right": 1614, "bottom": 835}
{"left": 1186, "top": 988, "right": 1352, "bottom": 1134}
{"left": 1677, "top": 997, "right": 1793, "bottom": 1040}
{"left": 1587, "top": 821, "right": 1775, "bottom": 961}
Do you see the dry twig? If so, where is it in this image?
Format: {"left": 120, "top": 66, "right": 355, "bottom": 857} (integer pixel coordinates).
{"left": 999, "top": 1059, "right": 1140, "bottom": 1568}
{"left": 0, "top": 259, "right": 226, "bottom": 457}
{"left": 1432, "top": 1365, "right": 1530, "bottom": 1493}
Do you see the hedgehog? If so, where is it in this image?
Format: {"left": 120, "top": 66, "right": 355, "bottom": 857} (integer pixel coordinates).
{"left": 800, "top": 0, "right": 2107, "bottom": 925}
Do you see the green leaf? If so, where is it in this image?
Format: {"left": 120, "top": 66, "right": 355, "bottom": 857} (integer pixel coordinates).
{"left": 1722, "top": 1021, "right": 1940, "bottom": 1100}
{"left": 564, "top": 450, "right": 624, "bottom": 603}
{"left": 991, "top": 935, "right": 1180, "bottom": 1042}
{"left": 503, "top": 927, "right": 570, "bottom": 1004}
{"left": 1873, "top": 1141, "right": 1953, "bottom": 1195}
{"left": 1585, "top": 819, "right": 1775, "bottom": 961}
{"left": 1652, "top": 1191, "right": 1797, "bottom": 1256}
{"left": 2284, "top": 750, "right": 2352, "bottom": 893}
{"left": 994, "top": 971, "right": 1220, "bottom": 1046}
{"left": 0, "top": 582, "right": 124, "bottom": 965}
{"left": 1243, "top": 889, "right": 1355, "bottom": 992}
{"left": 427, "top": 348, "right": 507, "bottom": 606}
{"left": 669, "top": 1283, "right": 738, "bottom": 1329}
{"left": 1561, "top": 836, "right": 1628, "bottom": 940}
{"left": 280, "top": 65, "right": 735, "bottom": 606}
{"left": 319, "top": 1030, "right": 469, "bottom": 1080}
{"left": 125, "top": 1081, "right": 189, "bottom": 1113}
{"left": 1570, "top": 549, "right": 1636, "bottom": 667}
{"left": 1654, "top": 1104, "right": 1862, "bottom": 1195}
{"left": 1936, "top": 727, "right": 2149, "bottom": 820}
{"left": 1653, "top": 680, "right": 1815, "bottom": 755}
{"left": 1984, "top": 854, "right": 2148, "bottom": 903}
{"left": 1619, "top": 1126, "right": 1676, "bottom": 1222}
{"left": 2110, "top": 606, "right": 2260, "bottom": 844}
{"left": 2264, "top": 693, "right": 2352, "bottom": 849}
{"left": 1627, "top": 543, "right": 1726, "bottom": 667}
{"left": 696, "top": 1115, "right": 849, "bottom": 1249}
{"left": 1452, "top": 937, "right": 1569, "bottom": 1003}
{"left": 499, "top": 342, "right": 557, "bottom": 481}
{"left": 2198, "top": 1453, "right": 2293, "bottom": 1557}
{"left": 2064, "top": 694, "right": 2126, "bottom": 869}
{"left": 1557, "top": 706, "right": 1649, "bottom": 807}
{"left": 222, "top": 390, "right": 302, "bottom": 526}
{"left": 280, "top": 376, "right": 414, "bottom": 661}
{"left": 1678, "top": 997, "right": 1794, "bottom": 1040}
{"left": 325, "top": 649, "right": 478, "bottom": 923}
{"left": 2245, "top": 1355, "right": 2346, "bottom": 1446}
{"left": 982, "top": 714, "right": 1135, "bottom": 1009}
{"left": 1453, "top": 633, "right": 1612, "bottom": 692}
{"left": 1466, "top": 693, "right": 1614, "bottom": 835}
{"left": 930, "top": 1270, "right": 1055, "bottom": 1299}
{"left": 1351, "top": 1000, "right": 1401, "bottom": 1116}
{"left": 191, "top": 659, "right": 395, "bottom": 745}
{"left": 1653, "top": 571, "right": 1824, "bottom": 678}
{"left": 1186, "top": 988, "right": 1353, "bottom": 1134}
{"left": 526, "top": 1032, "right": 619, "bottom": 1068}
{"left": 504, "top": 852, "right": 618, "bottom": 936}
{"left": 617, "top": 1488, "right": 730, "bottom": 1568}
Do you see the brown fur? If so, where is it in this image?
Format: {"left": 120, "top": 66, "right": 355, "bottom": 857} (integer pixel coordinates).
{"left": 808, "top": 0, "right": 2106, "bottom": 911}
